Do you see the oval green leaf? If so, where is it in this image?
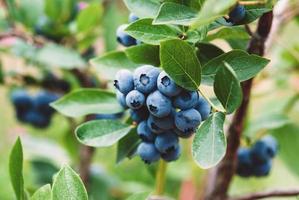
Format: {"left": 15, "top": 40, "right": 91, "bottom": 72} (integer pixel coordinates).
{"left": 76, "top": 120, "right": 132, "bottom": 147}
{"left": 31, "top": 184, "right": 51, "bottom": 200}
{"left": 51, "top": 89, "right": 123, "bottom": 118}
{"left": 52, "top": 166, "right": 88, "bottom": 200}
{"left": 192, "top": 112, "right": 226, "bottom": 169}
{"left": 124, "top": 0, "right": 160, "bottom": 18}
{"left": 160, "top": 39, "right": 201, "bottom": 91}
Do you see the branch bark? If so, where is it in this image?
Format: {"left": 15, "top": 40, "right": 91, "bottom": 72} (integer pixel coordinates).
{"left": 230, "top": 188, "right": 299, "bottom": 200}
{"left": 203, "top": 11, "right": 274, "bottom": 200}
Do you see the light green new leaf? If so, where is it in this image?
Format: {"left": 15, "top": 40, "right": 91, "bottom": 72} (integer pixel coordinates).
{"left": 51, "top": 89, "right": 123, "bottom": 118}
{"left": 36, "top": 44, "right": 86, "bottom": 69}
{"left": 126, "top": 192, "right": 151, "bottom": 200}
{"left": 202, "top": 50, "right": 270, "bottom": 85}
{"left": 9, "top": 137, "right": 25, "bottom": 200}
{"left": 192, "top": 0, "right": 237, "bottom": 29}
{"left": 31, "top": 184, "right": 51, "bottom": 200}
{"left": 214, "top": 63, "right": 242, "bottom": 114}
{"left": 205, "top": 27, "right": 250, "bottom": 41}
{"left": 52, "top": 166, "right": 88, "bottom": 200}
{"left": 125, "top": 44, "right": 160, "bottom": 66}
{"left": 160, "top": 39, "right": 201, "bottom": 91}
{"left": 125, "top": 19, "right": 181, "bottom": 45}
{"left": 153, "top": 3, "right": 197, "bottom": 25}
{"left": 76, "top": 120, "right": 132, "bottom": 147}
{"left": 76, "top": 3, "right": 102, "bottom": 33}
{"left": 192, "top": 112, "right": 226, "bottom": 169}
{"left": 90, "top": 51, "right": 139, "bottom": 79}
{"left": 124, "top": 0, "right": 161, "bottom": 18}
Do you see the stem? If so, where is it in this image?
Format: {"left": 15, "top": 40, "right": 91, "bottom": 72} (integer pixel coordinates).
{"left": 238, "top": 0, "right": 266, "bottom": 6}
{"left": 155, "top": 160, "right": 168, "bottom": 196}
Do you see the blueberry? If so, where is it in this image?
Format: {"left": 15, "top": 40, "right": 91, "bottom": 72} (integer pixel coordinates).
{"left": 137, "top": 121, "right": 155, "bottom": 142}
{"left": 147, "top": 115, "right": 164, "bottom": 134}
{"left": 155, "top": 132, "right": 179, "bottom": 153}
{"left": 175, "top": 109, "right": 201, "bottom": 134}
{"left": 253, "top": 160, "right": 272, "bottom": 177}
{"left": 194, "top": 96, "right": 211, "bottom": 121}
{"left": 137, "top": 142, "right": 160, "bottom": 164}
{"left": 251, "top": 136, "right": 278, "bottom": 164}
{"left": 129, "top": 13, "right": 139, "bottom": 23}
{"left": 150, "top": 112, "right": 175, "bottom": 130}
{"left": 161, "top": 145, "right": 181, "bottom": 162}
{"left": 228, "top": 5, "right": 246, "bottom": 24}
{"left": 24, "top": 110, "right": 50, "bottom": 128}
{"left": 174, "top": 127, "right": 194, "bottom": 138}
{"left": 146, "top": 90, "right": 172, "bottom": 118}
{"left": 173, "top": 90, "right": 198, "bottom": 110}
{"left": 157, "top": 71, "right": 182, "bottom": 97}
{"left": 11, "top": 90, "right": 33, "bottom": 112}
{"left": 236, "top": 148, "right": 253, "bottom": 177}
{"left": 114, "top": 69, "right": 134, "bottom": 94}
{"left": 134, "top": 65, "right": 160, "bottom": 94}
{"left": 130, "top": 106, "right": 149, "bottom": 123}
{"left": 116, "top": 24, "right": 137, "bottom": 47}
{"left": 116, "top": 91, "right": 127, "bottom": 108}
{"left": 126, "top": 90, "right": 145, "bottom": 109}
{"left": 34, "top": 91, "right": 59, "bottom": 116}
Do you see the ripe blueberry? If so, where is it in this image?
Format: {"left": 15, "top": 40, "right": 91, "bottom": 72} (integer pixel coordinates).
{"left": 175, "top": 109, "right": 201, "bottom": 134}
{"left": 134, "top": 65, "right": 160, "bottom": 94}
{"left": 137, "top": 121, "right": 155, "bottom": 142}
{"left": 228, "top": 5, "right": 246, "bottom": 24}
{"left": 116, "top": 90, "right": 127, "bottom": 108}
{"left": 146, "top": 90, "right": 172, "bottom": 118}
{"left": 126, "top": 90, "right": 145, "bottom": 109}
{"left": 173, "top": 90, "right": 198, "bottom": 110}
{"left": 194, "top": 96, "right": 211, "bottom": 121}
{"left": 251, "top": 136, "right": 278, "bottom": 164}
{"left": 130, "top": 106, "right": 149, "bottom": 123}
{"left": 174, "top": 127, "right": 194, "bottom": 138}
{"left": 157, "top": 71, "right": 182, "bottom": 97}
{"left": 147, "top": 115, "right": 164, "bottom": 134}
{"left": 236, "top": 148, "right": 253, "bottom": 177}
{"left": 129, "top": 13, "right": 139, "bottom": 23}
{"left": 11, "top": 90, "right": 33, "bottom": 110}
{"left": 137, "top": 142, "right": 160, "bottom": 164}
{"left": 161, "top": 145, "right": 181, "bottom": 162}
{"left": 24, "top": 110, "right": 50, "bottom": 128}
{"left": 253, "top": 160, "right": 272, "bottom": 177}
{"left": 116, "top": 24, "right": 136, "bottom": 47}
{"left": 150, "top": 112, "right": 175, "bottom": 130}
{"left": 114, "top": 69, "right": 134, "bottom": 94}
{"left": 34, "top": 91, "right": 59, "bottom": 116}
{"left": 155, "top": 132, "right": 179, "bottom": 153}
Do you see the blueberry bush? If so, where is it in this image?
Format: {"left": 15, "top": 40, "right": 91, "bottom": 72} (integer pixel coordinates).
{"left": 1, "top": 0, "right": 299, "bottom": 200}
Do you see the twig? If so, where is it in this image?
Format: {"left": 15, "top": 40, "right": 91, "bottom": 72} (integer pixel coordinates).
{"left": 155, "top": 160, "right": 168, "bottom": 196}
{"left": 230, "top": 188, "right": 299, "bottom": 200}
{"left": 203, "top": 11, "right": 273, "bottom": 200}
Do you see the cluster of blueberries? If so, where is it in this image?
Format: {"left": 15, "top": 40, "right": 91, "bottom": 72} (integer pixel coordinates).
{"left": 11, "top": 90, "right": 59, "bottom": 128}
{"left": 114, "top": 65, "right": 211, "bottom": 164}
{"left": 227, "top": 4, "right": 246, "bottom": 24}
{"left": 116, "top": 13, "right": 139, "bottom": 47}
{"left": 237, "top": 136, "right": 278, "bottom": 177}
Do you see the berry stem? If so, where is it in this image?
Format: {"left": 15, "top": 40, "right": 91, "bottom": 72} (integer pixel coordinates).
{"left": 238, "top": 0, "right": 267, "bottom": 6}
{"left": 155, "top": 160, "right": 168, "bottom": 196}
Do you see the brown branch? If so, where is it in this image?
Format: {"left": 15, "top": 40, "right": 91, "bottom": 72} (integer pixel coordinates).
{"left": 230, "top": 188, "right": 299, "bottom": 200}
{"left": 203, "top": 11, "right": 274, "bottom": 200}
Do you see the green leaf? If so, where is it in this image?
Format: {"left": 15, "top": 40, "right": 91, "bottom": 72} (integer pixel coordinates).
{"left": 214, "top": 63, "right": 242, "bottom": 114}
{"left": 36, "top": 44, "right": 85, "bottom": 69}
{"left": 153, "top": 3, "right": 197, "bottom": 26}
{"left": 186, "top": 25, "right": 208, "bottom": 43}
{"left": 45, "top": 0, "right": 76, "bottom": 23}
{"left": 124, "top": 0, "right": 161, "bottom": 18}
{"left": 126, "top": 192, "right": 151, "bottom": 200}
{"left": 0, "top": 61, "right": 3, "bottom": 84}
{"left": 90, "top": 51, "right": 139, "bottom": 80}
{"left": 192, "top": 0, "right": 237, "bottom": 28}
{"left": 192, "top": 112, "right": 226, "bottom": 169}
{"left": 239, "top": 7, "right": 271, "bottom": 25}
{"left": 202, "top": 50, "right": 270, "bottom": 85}
{"left": 196, "top": 43, "right": 224, "bottom": 65}
{"left": 125, "top": 19, "right": 181, "bottom": 45}
{"left": 51, "top": 89, "right": 123, "bottom": 118}
{"left": 31, "top": 184, "right": 51, "bottom": 200}
{"left": 76, "top": 3, "right": 102, "bottom": 33}
{"left": 160, "top": 39, "right": 201, "bottom": 91}
{"left": 116, "top": 128, "right": 140, "bottom": 164}
{"left": 205, "top": 27, "right": 250, "bottom": 41}
{"left": 75, "top": 120, "right": 132, "bottom": 147}
{"left": 9, "top": 137, "right": 25, "bottom": 200}
{"left": 52, "top": 166, "right": 88, "bottom": 200}
{"left": 125, "top": 44, "right": 160, "bottom": 66}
